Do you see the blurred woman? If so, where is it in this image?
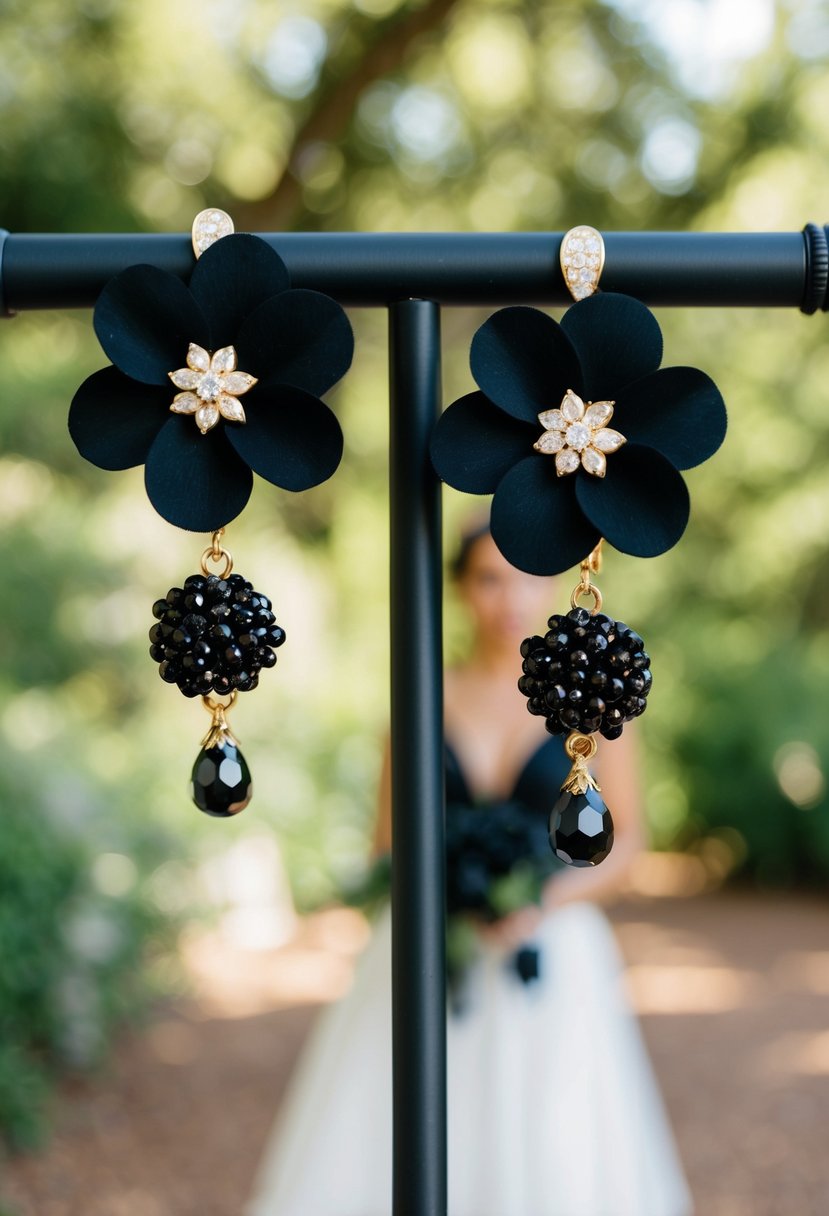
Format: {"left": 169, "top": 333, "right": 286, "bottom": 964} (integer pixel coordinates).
{"left": 247, "top": 520, "right": 692, "bottom": 1216}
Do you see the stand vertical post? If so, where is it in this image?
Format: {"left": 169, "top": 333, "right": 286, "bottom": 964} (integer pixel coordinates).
{"left": 388, "top": 299, "right": 447, "bottom": 1215}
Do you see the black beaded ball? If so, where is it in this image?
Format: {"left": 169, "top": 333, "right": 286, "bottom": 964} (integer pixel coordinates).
{"left": 149, "top": 572, "right": 286, "bottom": 698}
{"left": 518, "top": 607, "right": 651, "bottom": 739}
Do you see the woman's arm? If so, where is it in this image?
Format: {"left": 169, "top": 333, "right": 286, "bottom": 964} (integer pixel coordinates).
{"left": 371, "top": 732, "right": 393, "bottom": 858}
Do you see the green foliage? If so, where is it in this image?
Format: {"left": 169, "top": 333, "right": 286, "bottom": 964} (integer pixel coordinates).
{"left": 1, "top": 0, "right": 829, "bottom": 1149}
{"left": 0, "top": 768, "right": 172, "bottom": 1149}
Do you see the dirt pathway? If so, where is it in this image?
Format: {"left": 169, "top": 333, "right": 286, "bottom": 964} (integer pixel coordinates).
{"left": 2, "top": 891, "right": 828, "bottom": 1215}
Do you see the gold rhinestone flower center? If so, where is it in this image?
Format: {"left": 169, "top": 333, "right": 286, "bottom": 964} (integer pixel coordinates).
{"left": 533, "top": 389, "right": 626, "bottom": 478}
{"left": 168, "top": 343, "right": 257, "bottom": 435}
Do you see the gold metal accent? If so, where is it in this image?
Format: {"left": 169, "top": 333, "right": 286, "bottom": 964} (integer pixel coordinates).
{"left": 168, "top": 343, "right": 256, "bottom": 435}
{"left": 200, "top": 691, "right": 239, "bottom": 750}
{"left": 200, "top": 528, "right": 234, "bottom": 579}
{"left": 191, "top": 208, "right": 235, "bottom": 259}
{"left": 533, "top": 390, "right": 625, "bottom": 478}
{"left": 561, "top": 731, "right": 601, "bottom": 795}
{"left": 569, "top": 541, "right": 603, "bottom": 614}
{"left": 584, "top": 540, "right": 602, "bottom": 575}
{"left": 560, "top": 225, "right": 605, "bottom": 301}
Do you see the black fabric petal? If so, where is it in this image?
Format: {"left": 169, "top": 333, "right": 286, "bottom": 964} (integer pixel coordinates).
{"left": 430, "top": 392, "right": 536, "bottom": 494}
{"left": 94, "top": 266, "right": 211, "bottom": 386}
{"left": 560, "top": 293, "right": 663, "bottom": 402}
{"left": 226, "top": 385, "right": 343, "bottom": 491}
{"left": 69, "top": 367, "right": 169, "bottom": 469}
{"left": 188, "top": 234, "right": 291, "bottom": 348}
{"left": 469, "top": 307, "right": 582, "bottom": 424}
{"left": 575, "top": 444, "right": 690, "bottom": 558}
{"left": 613, "top": 366, "right": 727, "bottom": 471}
{"left": 490, "top": 456, "right": 601, "bottom": 576}
{"left": 144, "top": 416, "right": 253, "bottom": 531}
{"left": 235, "top": 289, "right": 354, "bottom": 396}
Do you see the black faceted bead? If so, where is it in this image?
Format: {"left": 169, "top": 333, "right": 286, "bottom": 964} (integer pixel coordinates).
{"left": 191, "top": 740, "right": 252, "bottom": 817}
{"left": 604, "top": 678, "right": 625, "bottom": 702}
{"left": 549, "top": 787, "right": 614, "bottom": 867}
{"left": 608, "top": 647, "right": 632, "bottom": 671}
{"left": 182, "top": 613, "right": 207, "bottom": 635}
{"left": 568, "top": 608, "right": 590, "bottom": 627}
{"left": 545, "top": 684, "right": 566, "bottom": 708}
{"left": 526, "top": 649, "right": 553, "bottom": 677}
{"left": 150, "top": 569, "right": 286, "bottom": 697}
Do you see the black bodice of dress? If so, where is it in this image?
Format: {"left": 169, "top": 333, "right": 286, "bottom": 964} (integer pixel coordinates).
{"left": 444, "top": 734, "right": 570, "bottom": 995}
{"left": 444, "top": 733, "right": 571, "bottom": 818}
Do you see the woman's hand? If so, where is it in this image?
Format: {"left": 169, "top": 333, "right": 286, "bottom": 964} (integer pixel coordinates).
{"left": 476, "top": 903, "right": 543, "bottom": 952}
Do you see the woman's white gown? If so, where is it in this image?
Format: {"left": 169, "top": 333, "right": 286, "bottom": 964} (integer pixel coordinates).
{"left": 246, "top": 896, "right": 694, "bottom": 1216}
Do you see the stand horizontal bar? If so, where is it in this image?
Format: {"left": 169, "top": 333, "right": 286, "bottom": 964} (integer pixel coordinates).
{"left": 2, "top": 229, "right": 825, "bottom": 312}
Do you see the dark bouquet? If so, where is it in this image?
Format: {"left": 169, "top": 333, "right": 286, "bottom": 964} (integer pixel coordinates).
{"left": 341, "top": 801, "right": 559, "bottom": 1012}
{"left": 445, "top": 799, "right": 560, "bottom": 1005}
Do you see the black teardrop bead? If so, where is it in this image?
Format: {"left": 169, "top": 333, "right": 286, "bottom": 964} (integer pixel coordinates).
{"left": 191, "top": 739, "right": 252, "bottom": 818}
{"left": 549, "top": 787, "right": 614, "bottom": 867}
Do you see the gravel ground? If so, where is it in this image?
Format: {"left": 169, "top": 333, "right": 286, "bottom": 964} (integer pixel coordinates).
{"left": 2, "top": 890, "right": 828, "bottom": 1215}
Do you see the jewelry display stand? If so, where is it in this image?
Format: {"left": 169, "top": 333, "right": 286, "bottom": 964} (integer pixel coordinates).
{"left": 2, "top": 223, "right": 827, "bottom": 1215}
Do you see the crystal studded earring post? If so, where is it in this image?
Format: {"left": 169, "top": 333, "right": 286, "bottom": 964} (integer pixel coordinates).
{"left": 69, "top": 208, "right": 354, "bottom": 815}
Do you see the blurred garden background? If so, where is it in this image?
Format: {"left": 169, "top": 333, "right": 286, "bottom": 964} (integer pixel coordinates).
{"left": 1, "top": 0, "right": 829, "bottom": 1212}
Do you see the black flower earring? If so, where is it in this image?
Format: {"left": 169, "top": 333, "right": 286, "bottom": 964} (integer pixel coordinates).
{"left": 69, "top": 209, "right": 354, "bottom": 816}
{"left": 431, "top": 225, "right": 727, "bottom": 865}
